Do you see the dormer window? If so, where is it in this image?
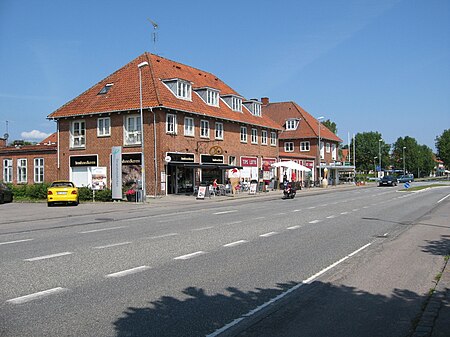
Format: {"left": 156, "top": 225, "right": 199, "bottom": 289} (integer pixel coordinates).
{"left": 98, "top": 83, "right": 113, "bottom": 95}
{"left": 162, "top": 78, "right": 192, "bottom": 100}
{"left": 286, "top": 118, "right": 300, "bottom": 130}
{"left": 243, "top": 100, "right": 262, "bottom": 117}
{"left": 221, "top": 95, "right": 242, "bottom": 112}
{"left": 194, "top": 87, "right": 220, "bottom": 107}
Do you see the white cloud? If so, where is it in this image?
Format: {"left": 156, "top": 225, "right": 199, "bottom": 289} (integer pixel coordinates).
{"left": 21, "top": 130, "right": 51, "bottom": 141}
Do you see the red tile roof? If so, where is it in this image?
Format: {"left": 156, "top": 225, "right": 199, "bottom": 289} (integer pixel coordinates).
{"left": 262, "top": 101, "right": 342, "bottom": 143}
{"left": 48, "top": 53, "right": 281, "bottom": 130}
{"left": 38, "top": 132, "right": 57, "bottom": 145}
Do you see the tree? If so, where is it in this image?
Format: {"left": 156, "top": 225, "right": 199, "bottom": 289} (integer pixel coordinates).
{"left": 436, "top": 129, "right": 450, "bottom": 168}
{"left": 392, "top": 136, "right": 435, "bottom": 177}
{"left": 352, "top": 132, "right": 390, "bottom": 172}
{"left": 322, "top": 119, "right": 337, "bottom": 135}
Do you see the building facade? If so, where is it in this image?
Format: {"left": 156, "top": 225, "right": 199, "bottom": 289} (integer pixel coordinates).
{"left": 48, "top": 53, "right": 281, "bottom": 197}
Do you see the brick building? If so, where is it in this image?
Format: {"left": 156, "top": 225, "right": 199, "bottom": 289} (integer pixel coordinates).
{"left": 0, "top": 133, "right": 58, "bottom": 185}
{"left": 47, "top": 53, "right": 281, "bottom": 197}
{"left": 262, "top": 99, "right": 348, "bottom": 185}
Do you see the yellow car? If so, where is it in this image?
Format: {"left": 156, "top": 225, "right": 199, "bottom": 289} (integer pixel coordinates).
{"left": 47, "top": 181, "right": 79, "bottom": 207}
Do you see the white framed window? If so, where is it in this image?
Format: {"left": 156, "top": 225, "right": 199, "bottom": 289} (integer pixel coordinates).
{"left": 240, "top": 126, "right": 247, "bottom": 143}
{"left": 270, "top": 132, "right": 277, "bottom": 146}
{"left": 232, "top": 97, "right": 242, "bottom": 112}
{"left": 97, "top": 117, "right": 111, "bottom": 137}
{"left": 229, "top": 156, "right": 236, "bottom": 166}
{"left": 177, "top": 80, "right": 191, "bottom": 99}
{"left": 320, "top": 141, "right": 325, "bottom": 159}
{"left": 215, "top": 122, "right": 223, "bottom": 140}
{"left": 3, "top": 159, "right": 13, "bottom": 183}
{"left": 34, "top": 158, "right": 44, "bottom": 183}
{"left": 251, "top": 128, "right": 258, "bottom": 144}
{"left": 184, "top": 117, "right": 194, "bottom": 136}
{"left": 253, "top": 103, "right": 261, "bottom": 116}
{"left": 124, "top": 115, "right": 141, "bottom": 145}
{"left": 284, "top": 142, "right": 294, "bottom": 152}
{"left": 300, "top": 141, "right": 310, "bottom": 151}
{"left": 200, "top": 120, "right": 209, "bottom": 138}
{"left": 286, "top": 119, "right": 298, "bottom": 130}
{"left": 166, "top": 114, "right": 177, "bottom": 134}
{"left": 332, "top": 144, "right": 337, "bottom": 160}
{"left": 326, "top": 143, "right": 331, "bottom": 153}
{"left": 70, "top": 120, "right": 86, "bottom": 148}
{"left": 17, "top": 158, "right": 27, "bottom": 183}
{"left": 261, "top": 130, "right": 268, "bottom": 145}
{"left": 207, "top": 90, "right": 219, "bottom": 106}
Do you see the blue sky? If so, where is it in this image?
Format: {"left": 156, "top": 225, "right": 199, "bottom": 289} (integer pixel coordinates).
{"left": 1, "top": 0, "right": 449, "bottom": 150}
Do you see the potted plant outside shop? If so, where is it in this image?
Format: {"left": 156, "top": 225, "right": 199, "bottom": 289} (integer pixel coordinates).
{"left": 125, "top": 189, "right": 136, "bottom": 202}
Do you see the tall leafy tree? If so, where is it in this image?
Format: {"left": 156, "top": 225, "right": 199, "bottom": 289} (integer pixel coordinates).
{"left": 436, "top": 129, "right": 450, "bottom": 168}
{"left": 352, "top": 132, "right": 390, "bottom": 172}
{"left": 393, "top": 137, "right": 435, "bottom": 177}
{"left": 322, "top": 119, "right": 337, "bottom": 135}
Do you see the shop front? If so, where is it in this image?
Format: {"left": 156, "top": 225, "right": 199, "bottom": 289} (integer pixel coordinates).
{"left": 166, "top": 152, "right": 195, "bottom": 195}
{"left": 70, "top": 155, "right": 98, "bottom": 187}
{"left": 121, "top": 153, "right": 142, "bottom": 191}
{"left": 240, "top": 156, "right": 258, "bottom": 181}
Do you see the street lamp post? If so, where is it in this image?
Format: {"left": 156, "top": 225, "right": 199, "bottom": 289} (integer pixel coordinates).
{"left": 138, "top": 61, "right": 149, "bottom": 202}
{"left": 403, "top": 146, "right": 406, "bottom": 174}
{"left": 317, "top": 116, "right": 324, "bottom": 184}
{"left": 378, "top": 139, "right": 382, "bottom": 177}
{"left": 374, "top": 156, "right": 378, "bottom": 176}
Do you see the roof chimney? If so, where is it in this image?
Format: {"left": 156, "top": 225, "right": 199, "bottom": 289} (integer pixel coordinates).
{"left": 261, "top": 97, "right": 269, "bottom": 105}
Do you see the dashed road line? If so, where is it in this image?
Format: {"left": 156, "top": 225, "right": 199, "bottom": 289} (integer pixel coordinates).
{"left": 260, "top": 232, "right": 278, "bottom": 237}
{"left": 24, "top": 252, "right": 73, "bottom": 262}
{"left": 223, "top": 240, "right": 248, "bottom": 247}
{"left": 326, "top": 215, "right": 337, "bottom": 219}
{"left": 174, "top": 251, "right": 207, "bottom": 260}
{"left": 0, "top": 238, "right": 34, "bottom": 246}
{"left": 93, "top": 242, "right": 131, "bottom": 249}
{"left": 287, "top": 225, "right": 301, "bottom": 230}
{"left": 6, "top": 287, "right": 69, "bottom": 305}
{"left": 214, "top": 210, "right": 238, "bottom": 215}
{"left": 309, "top": 220, "right": 321, "bottom": 224}
{"left": 146, "top": 233, "right": 179, "bottom": 240}
{"left": 192, "top": 226, "right": 214, "bottom": 231}
{"left": 79, "top": 226, "right": 127, "bottom": 234}
{"left": 105, "top": 266, "right": 151, "bottom": 278}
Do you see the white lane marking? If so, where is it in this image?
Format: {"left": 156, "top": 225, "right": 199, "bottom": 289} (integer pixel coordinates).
{"left": 147, "top": 233, "right": 179, "bottom": 240}
{"left": 253, "top": 217, "right": 265, "bottom": 220}
{"left": 213, "top": 210, "right": 238, "bottom": 215}
{"left": 105, "top": 266, "right": 150, "bottom": 278}
{"left": 93, "top": 242, "right": 132, "bottom": 249}
{"left": 326, "top": 215, "right": 337, "bottom": 219}
{"left": 309, "top": 220, "right": 321, "bottom": 224}
{"left": 307, "top": 206, "right": 316, "bottom": 209}
{"left": 0, "top": 238, "right": 34, "bottom": 246}
{"left": 437, "top": 193, "right": 450, "bottom": 204}
{"left": 224, "top": 221, "right": 243, "bottom": 225}
{"left": 340, "top": 212, "right": 349, "bottom": 215}
{"left": 363, "top": 206, "right": 369, "bottom": 209}
{"left": 352, "top": 209, "right": 360, "bottom": 212}
{"left": 223, "top": 240, "right": 248, "bottom": 247}
{"left": 7, "top": 287, "right": 69, "bottom": 305}
{"left": 79, "top": 226, "right": 127, "bottom": 234}
{"left": 287, "top": 225, "right": 301, "bottom": 230}
{"left": 276, "top": 212, "right": 287, "bottom": 215}
{"left": 206, "top": 242, "right": 373, "bottom": 337}
{"left": 174, "top": 251, "right": 206, "bottom": 260}
{"left": 260, "top": 232, "right": 278, "bottom": 237}
{"left": 192, "top": 226, "right": 214, "bottom": 231}
{"left": 292, "top": 209, "right": 301, "bottom": 212}
{"left": 24, "top": 252, "right": 73, "bottom": 262}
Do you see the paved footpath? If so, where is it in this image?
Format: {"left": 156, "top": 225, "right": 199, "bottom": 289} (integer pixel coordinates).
{"left": 217, "top": 190, "right": 450, "bottom": 337}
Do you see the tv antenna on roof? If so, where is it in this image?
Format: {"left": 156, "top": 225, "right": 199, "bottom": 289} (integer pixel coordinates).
{"left": 147, "top": 19, "right": 159, "bottom": 54}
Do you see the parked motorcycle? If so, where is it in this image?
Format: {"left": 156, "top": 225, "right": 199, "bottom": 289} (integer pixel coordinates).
{"left": 283, "top": 183, "right": 296, "bottom": 199}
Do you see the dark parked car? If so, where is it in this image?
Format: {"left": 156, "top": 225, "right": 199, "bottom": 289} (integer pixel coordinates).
{"left": 0, "top": 182, "right": 13, "bottom": 204}
{"left": 397, "top": 174, "right": 414, "bottom": 183}
{"left": 378, "top": 175, "right": 398, "bottom": 187}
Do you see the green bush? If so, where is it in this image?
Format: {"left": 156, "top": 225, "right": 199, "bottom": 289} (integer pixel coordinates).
{"left": 28, "top": 183, "right": 51, "bottom": 199}
{"left": 94, "top": 189, "right": 112, "bottom": 202}
{"left": 12, "top": 184, "right": 28, "bottom": 198}
{"left": 78, "top": 187, "right": 93, "bottom": 201}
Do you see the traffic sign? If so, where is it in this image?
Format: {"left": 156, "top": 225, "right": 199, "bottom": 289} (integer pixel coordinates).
{"left": 404, "top": 182, "right": 410, "bottom": 189}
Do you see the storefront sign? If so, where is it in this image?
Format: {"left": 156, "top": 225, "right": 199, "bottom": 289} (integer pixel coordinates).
{"left": 70, "top": 155, "right": 98, "bottom": 167}
{"left": 197, "top": 185, "right": 207, "bottom": 199}
{"left": 167, "top": 152, "right": 195, "bottom": 163}
{"left": 201, "top": 155, "right": 224, "bottom": 164}
{"left": 122, "top": 153, "right": 142, "bottom": 165}
{"left": 249, "top": 183, "right": 257, "bottom": 194}
{"left": 305, "top": 161, "right": 314, "bottom": 170}
{"left": 111, "top": 147, "right": 122, "bottom": 199}
{"left": 262, "top": 158, "right": 276, "bottom": 171}
{"left": 90, "top": 167, "right": 107, "bottom": 190}
{"left": 241, "top": 157, "right": 258, "bottom": 167}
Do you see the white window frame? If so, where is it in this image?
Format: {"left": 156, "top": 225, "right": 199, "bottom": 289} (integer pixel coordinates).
{"left": 286, "top": 119, "right": 298, "bottom": 130}
{"left": 200, "top": 120, "right": 210, "bottom": 138}
{"left": 70, "top": 120, "right": 86, "bottom": 148}
{"left": 124, "top": 115, "right": 141, "bottom": 145}
{"left": 320, "top": 141, "right": 325, "bottom": 159}
{"left": 207, "top": 90, "right": 219, "bottom": 107}
{"left": 270, "top": 132, "right": 277, "bottom": 146}
{"left": 251, "top": 128, "right": 258, "bottom": 144}
{"left": 215, "top": 122, "right": 223, "bottom": 140}
{"left": 232, "top": 96, "right": 242, "bottom": 112}
{"left": 34, "top": 158, "right": 44, "bottom": 183}
{"left": 284, "top": 142, "right": 294, "bottom": 152}
{"left": 332, "top": 143, "right": 337, "bottom": 160}
{"left": 261, "top": 130, "right": 268, "bottom": 145}
{"left": 3, "top": 159, "right": 13, "bottom": 183}
{"left": 97, "top": 117, "right": 111, "bottom": 137}
{"left": 184, "top": 117, "right": 194, "bottom": 136}
{"left": 252, "top": 103, "right": 261, "bottom": 116}
{"left": 17, "top": 158, "right": 27, "bottom": 183}
{"left": 300, "top": 141, "right": 310, "bottom": 152}
{"left": 326, "top": 142, "right": 331, "bottom": 153}
{"left": 240, "top": 126, "right": 247, "bottom": 143}
{"left": 177, "top": 80, "right": 191, "bottom": 100}
{"left": 166, "top": 114, "right": 177, "bottom": 134}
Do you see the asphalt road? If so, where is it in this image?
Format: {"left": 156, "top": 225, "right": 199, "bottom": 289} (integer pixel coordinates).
{"left": 1, "top": 184, "right": 449, "bottom": 337}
